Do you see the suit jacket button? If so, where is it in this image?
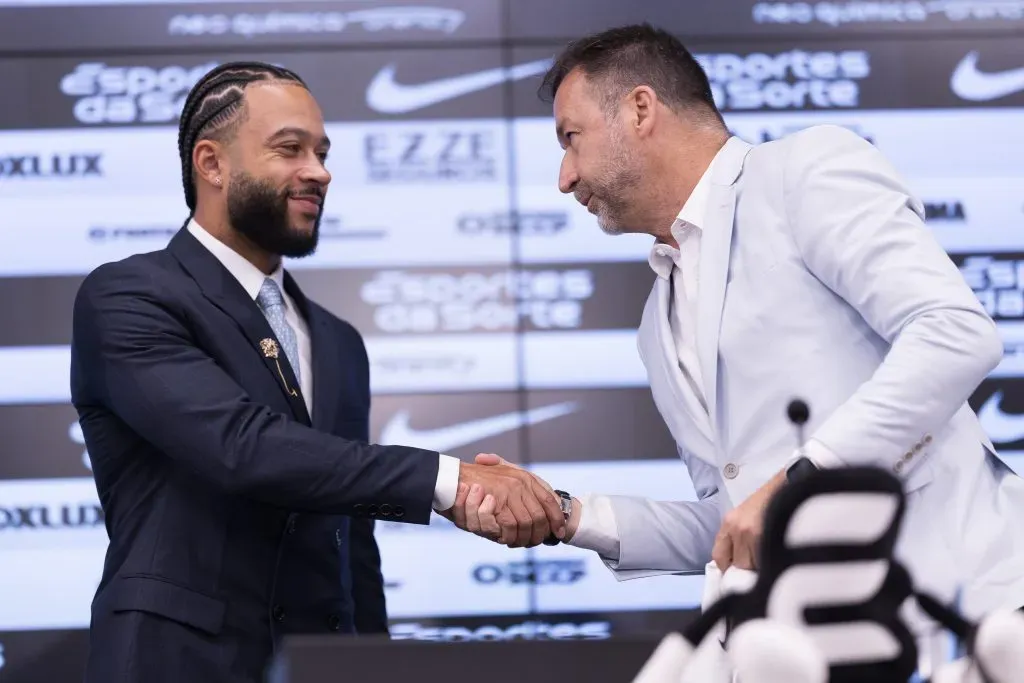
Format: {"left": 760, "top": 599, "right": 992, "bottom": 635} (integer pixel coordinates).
{"left": 353, "top": 503, "right": 365, "bottom": 515}
{"left": 723, "top": 463, "right": 739, "bottom": 479}
{"left": 272, "top": 605, "right": 285, "bottom": 622}
{"left": 367, "top": 504, "right": 379, "bottom": 517}
{"left": 393, "top": 506, "right": 405, "bottom": 518}
{"left": 380, "top": 503, "right": 392, "bottom": 517}
{"left": 328, "top": 614, "right": 341, "bottom": 631}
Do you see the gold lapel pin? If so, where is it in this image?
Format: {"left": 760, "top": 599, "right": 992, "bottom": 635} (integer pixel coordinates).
{"left": 259, "top": 337, "right": 298, "bottom": 398}
{"left": 260, "top": 338, "right": 279, "bottom": 359}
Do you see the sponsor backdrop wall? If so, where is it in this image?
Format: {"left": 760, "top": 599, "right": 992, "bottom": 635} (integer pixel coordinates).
{"left": 0, "top": 0, "right": 1022, "bottom": 679}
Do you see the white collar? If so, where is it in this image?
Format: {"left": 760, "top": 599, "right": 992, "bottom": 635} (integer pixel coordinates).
{"left": 647, "top": 148, "right": 722, "bottom": 280}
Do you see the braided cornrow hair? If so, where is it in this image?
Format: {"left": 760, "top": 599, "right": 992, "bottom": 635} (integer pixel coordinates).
{"left": 177, "top": 61, "right": 308, "bottom": 213}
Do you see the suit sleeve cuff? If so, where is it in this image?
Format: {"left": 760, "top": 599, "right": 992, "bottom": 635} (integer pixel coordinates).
{"left": 566, "top": 494, "right": 621, "bottom": 562}
{"left": 431, "top": 453, "right": 460, "bottom": 512}
{"left": 801, "top": 438, "right": 844, "bottom": 469}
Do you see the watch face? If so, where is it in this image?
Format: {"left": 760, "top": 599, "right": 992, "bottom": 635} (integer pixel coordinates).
{"left": 556, "top": 491, "right": 572, "bottom": 517}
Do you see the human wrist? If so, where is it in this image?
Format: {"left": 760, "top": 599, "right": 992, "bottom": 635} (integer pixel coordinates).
{"left": 564, "top": 496, "right": 582, "bottom": 543}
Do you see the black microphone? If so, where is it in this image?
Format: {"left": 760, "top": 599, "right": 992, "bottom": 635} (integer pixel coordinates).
{"left": 787, "top": 398, "right": 810, "bottom": 457}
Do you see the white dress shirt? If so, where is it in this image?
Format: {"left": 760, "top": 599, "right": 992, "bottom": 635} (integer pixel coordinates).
{"left": 187, "top": 220, "right": 461, "bottom": 511}
{"left": 567, "top": 150, "right": 840, "bottom": 561}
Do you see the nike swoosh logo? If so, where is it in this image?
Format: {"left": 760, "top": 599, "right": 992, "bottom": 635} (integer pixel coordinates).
{"left": 978, "top": 390, "right": 1024, "bottom": 444}
{"left": 380, "top": 402, "right": 577, "bottom": 453}
{"left": 366, "top": 58, "right": 554, "bottom": 114}
{"left": 951, "top": 51, "right": 1024, "bottom": 101}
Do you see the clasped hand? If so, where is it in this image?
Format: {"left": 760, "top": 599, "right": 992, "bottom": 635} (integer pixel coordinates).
{"left": 439, "top": 454, "right": 565, "bottom": 547}
{"left": 711, "top": 470, "right": 787, "bottom": 571}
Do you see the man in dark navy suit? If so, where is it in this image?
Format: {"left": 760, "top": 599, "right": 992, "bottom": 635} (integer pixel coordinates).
{"left": 69, "top": 61, "right": 566, "bottom": 683}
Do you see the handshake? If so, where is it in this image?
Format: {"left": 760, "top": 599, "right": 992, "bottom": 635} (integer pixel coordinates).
{"left": 438, "top": 453, "right": 578, "bottom": 548}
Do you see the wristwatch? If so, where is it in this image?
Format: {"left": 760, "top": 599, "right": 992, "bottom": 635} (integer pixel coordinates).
{"left": 542, "top": 489, "right": 572, "bottom": 546}
{"left": 785, "top": 456, "right": 818, "bottom": 484}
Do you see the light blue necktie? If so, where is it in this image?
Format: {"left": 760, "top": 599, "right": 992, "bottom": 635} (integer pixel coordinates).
{"left": 256, "top": 278, "right": 302, "bottom": 386}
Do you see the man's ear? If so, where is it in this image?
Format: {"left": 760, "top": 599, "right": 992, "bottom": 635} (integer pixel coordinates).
{"left": 625, "top": 85, "right": 658, "bottom": 139}
{"left": 193, "top": 139, "right": 227, "bottom": 190}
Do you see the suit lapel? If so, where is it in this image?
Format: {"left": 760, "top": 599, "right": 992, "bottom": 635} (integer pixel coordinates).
{"left": 283, "top": 273, "right": 340, "bottom": 432}
{"left": 167, "top": 227, "right": 312, "bottom": 426}
{"left": 650, "top": 278, "right": 715, "bottom": 443}
{"left": 695, "top": 136, "right": 752, "bottom": 433}
{"left": 309, "top": 313, "right": 339, "bottom": 432}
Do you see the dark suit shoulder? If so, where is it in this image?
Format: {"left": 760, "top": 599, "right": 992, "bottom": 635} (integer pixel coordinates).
{"left": 333, "top": 315, "right": 367, "bottom": 352}
{"left": 310, "top": 301, "right": 367, "bottom": 353}
{"left": 78, "top": 248, "right": 182, "bottom": 302}
{"left": 72, "top": 250, "right": 194, "bottom": 359}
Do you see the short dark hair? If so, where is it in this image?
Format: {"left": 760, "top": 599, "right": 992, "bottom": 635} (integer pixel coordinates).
{"left": 177, "top": 61, "right": 308, "bottom": 213}
{"left": 539, "top": 23, "right": 722, "bottom": 124}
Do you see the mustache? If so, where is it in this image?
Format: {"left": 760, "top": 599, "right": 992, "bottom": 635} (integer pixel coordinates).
{"left": 287, "top": 185, "right": 324, "bottom": 201}
{"left": 573, "top": 185, "right": 592, "bottom": 205}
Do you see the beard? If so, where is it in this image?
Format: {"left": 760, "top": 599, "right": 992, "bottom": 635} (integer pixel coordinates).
{"left": 226, "top": 170, "right": 322, "bottom": 258}
{"left": 576, "top": 132, "right": 644, "bottom": 236}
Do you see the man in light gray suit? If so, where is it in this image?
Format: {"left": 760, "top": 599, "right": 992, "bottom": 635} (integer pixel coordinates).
{"left": 459, "top": 23, "right": 1024, "bottom": 622}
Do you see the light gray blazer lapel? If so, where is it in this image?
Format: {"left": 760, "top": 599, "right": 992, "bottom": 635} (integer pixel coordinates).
{"left": 696, "top": 136, "right": 752, "bottom": 433}
{"left": 638, "top": 279, "right": 716, "bottom": 460}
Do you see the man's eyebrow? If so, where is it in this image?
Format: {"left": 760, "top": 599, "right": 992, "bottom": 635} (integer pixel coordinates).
{"left": 266, "top": 126, "right": 331, "bottom": 148}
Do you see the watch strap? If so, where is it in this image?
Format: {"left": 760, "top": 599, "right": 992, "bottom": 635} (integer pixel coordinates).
{"left": 786, "top": 456, "right": 818, "bottom": 484}
{"left": 542, "top": 490, "right": 572, "bottom": 546}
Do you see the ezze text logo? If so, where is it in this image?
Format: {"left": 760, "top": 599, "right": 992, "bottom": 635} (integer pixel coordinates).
{"left": 695, "top": 49, "right": 870, "bottom": 110}
{"left": 0, "top": 153, "right": 102, "bottom": 179}
{"left": 0, "top": 503, "right": 104, "bottom": 530}
{"left": 473, "top": 559, "right": 586, "bottom": 585}
{"left": 360, "top": 268, "right": 594, "bottom": 333}
{"left": 60, "top": 62, "right": 218, "bottom": 125}
{"left": 363, "top": 130, "right": 497, "bottom": 183}
{"left": 956, "top": 252, "right": 1024, "bottom": 321}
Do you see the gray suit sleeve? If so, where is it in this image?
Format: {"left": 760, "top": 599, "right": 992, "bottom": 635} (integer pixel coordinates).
{"left": 783, "top": 124, "right": 1001, "bottom": 476}
{"left": 601, "top": 493, "right": 722, "bottom": 580}
{"left": 583, "top": 446, "right": 723, "bottom": 580}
